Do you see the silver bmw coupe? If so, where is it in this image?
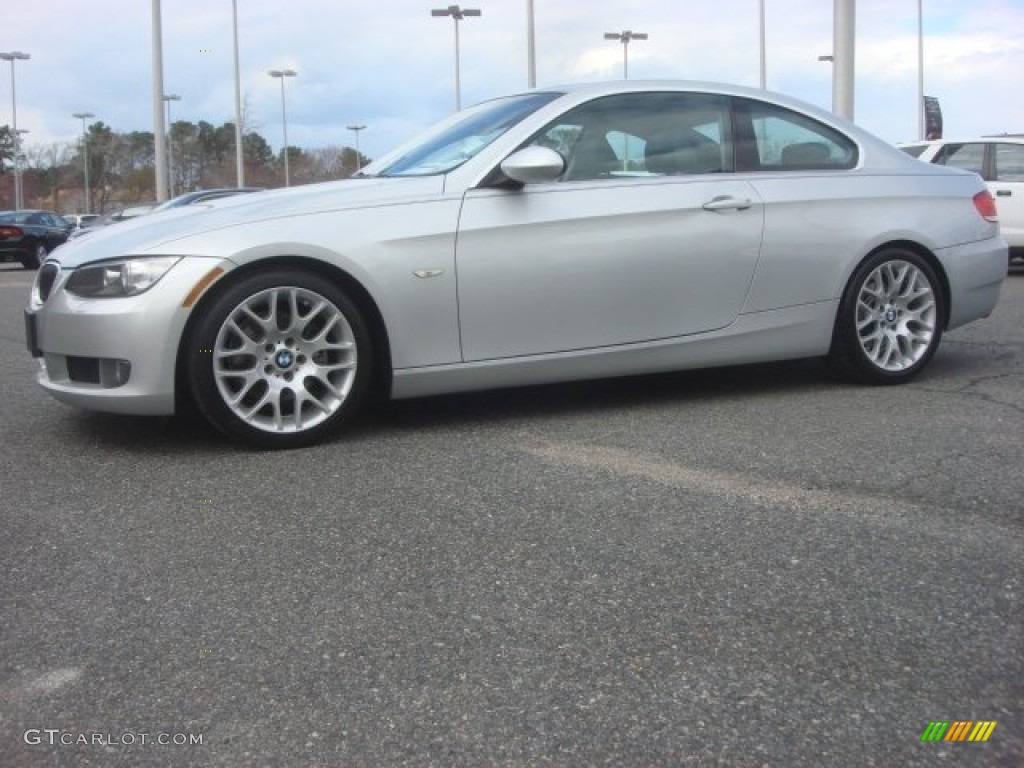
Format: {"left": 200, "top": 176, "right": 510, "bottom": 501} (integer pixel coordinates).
{"left": 26, "top": 81, "right": 1008, "bottom": 448}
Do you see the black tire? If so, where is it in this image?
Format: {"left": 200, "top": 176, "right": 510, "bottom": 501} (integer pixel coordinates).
{"left": 22, "top": 242, "right": 47, "bottom": 270}
{"left": 187, "top": 269, "right": 372, "bottom": 449}
{"left": 829, "top": 248, "right": 945, "bottom": 384}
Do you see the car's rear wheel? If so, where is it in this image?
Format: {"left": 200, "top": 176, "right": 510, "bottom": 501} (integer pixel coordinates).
{"left": 829, "top": 248, "right": 944, "bottom": 384}
{"left": 187, "top": 270, "right": 372, "bottom": 448}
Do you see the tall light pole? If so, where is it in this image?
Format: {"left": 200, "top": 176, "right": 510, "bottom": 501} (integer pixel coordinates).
{"left": 163, "top": 94, "right": 181, "bottom": 197}
{"left": 346, "top": 124, "right": 366, "bottom": 173}
{"left": 1, "top": 51, "right": 30, "bottom": 210}
{"left": 832, "top": 0, "right": 855, "bottom": 121}
{"left": 72, "top": 112, "right": 95, "bottom": 214}
{"left": 151, "top": 0, "right": 168, "bottom": 201}
{"left": 527, "top": 0, "right": 536, "bottom": 88}
{"left": 15, "top": 129, "right": 29, "bottom": 207}
{"left": 917, "top": 0, "right": 924, "bottom": 139}
{"left": 431, "top": 5, "right": 481, "bottom": 112}
{"left": 232, "top": 0, "right": 245, "bottom": 187}
{"left": 603, "top": 30, "right": 648, "bottom": 80}
{"left": 268, "top": 69, "right": 297, "bottom": 187}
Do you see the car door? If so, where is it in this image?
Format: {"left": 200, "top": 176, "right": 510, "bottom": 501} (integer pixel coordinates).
{"left": 991, "top": 142, "right": 1024, "bottom": 248}
{"left": 454, "top": 91, "right": 764, "bottom": 362}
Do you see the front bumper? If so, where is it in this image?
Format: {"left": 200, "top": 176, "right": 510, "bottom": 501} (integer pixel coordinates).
{"left": 27, "top": 256, "right": 230, "bottom": 415}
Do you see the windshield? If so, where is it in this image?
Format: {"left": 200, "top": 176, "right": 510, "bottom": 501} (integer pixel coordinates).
{"left": 375, "top": 92, "right": 561, "bottom": 177}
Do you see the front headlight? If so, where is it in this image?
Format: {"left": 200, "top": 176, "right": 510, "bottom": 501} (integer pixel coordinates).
{"left": 65, "top": 256, "right": 182, "bottom": 298}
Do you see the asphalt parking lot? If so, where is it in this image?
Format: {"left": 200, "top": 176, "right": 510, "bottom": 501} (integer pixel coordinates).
{"left": 1, "top": 263, "right": 1021, "bottom": 767}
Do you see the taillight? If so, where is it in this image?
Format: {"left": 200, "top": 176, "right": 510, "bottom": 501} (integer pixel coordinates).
{"left": 973, "top": 190, "right": 998, "bottom": 222}
{"left": 0, "top": 225, "right": 23, "bottom": 239}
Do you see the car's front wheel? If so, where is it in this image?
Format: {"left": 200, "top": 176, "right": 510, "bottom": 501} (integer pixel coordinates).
{"left": 187, "top": 270, "right": 372, "bottom": 448}
{"left": 829, "top": 248, "right": 945, "bottom": 384}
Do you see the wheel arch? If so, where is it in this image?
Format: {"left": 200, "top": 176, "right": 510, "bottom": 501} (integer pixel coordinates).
{"left": 828, "top": 239, "right": 949, "bottom": 384}
{"left": 174, "top": 255, "right": 393, "bottom": 413}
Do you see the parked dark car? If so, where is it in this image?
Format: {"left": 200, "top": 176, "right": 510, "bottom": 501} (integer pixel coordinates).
{"left": 68, "top": 203, "right": 159, "bottom": 240}
{"left": 62, "top": 213, "right": 101, "bottom": 230}
{"left": 151, "top": 187, "right": 263, "bottom": 212}
{"left": 70, "top": 190, "right": 263, "bottom": 240}
{"left": 0, "top": 210, "right": 73, "bottom": 269}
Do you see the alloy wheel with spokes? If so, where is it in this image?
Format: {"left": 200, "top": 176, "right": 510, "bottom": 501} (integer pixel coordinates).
{"left": 189, "top": 270, "right": 372, "bottom": 448}
{"left": 830, "top": 248, "right": 945, "bottom": 384}
{"left": 854, "top": 259, "right": 937, "bottom": 371}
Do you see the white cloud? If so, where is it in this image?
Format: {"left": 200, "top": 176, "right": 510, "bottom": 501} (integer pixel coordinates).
{"left": 2, "top": 0, "right": 1021, "bottom": 158}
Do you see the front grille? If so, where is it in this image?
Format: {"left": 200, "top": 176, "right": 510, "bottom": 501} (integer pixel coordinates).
{"left": 37, "top": 263, "right": 59, "bottom": 302}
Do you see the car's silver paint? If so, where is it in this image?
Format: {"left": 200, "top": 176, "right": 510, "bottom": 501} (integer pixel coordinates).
{"left": 34, "top": 256, "right": 227, "bottom": 414}
{"left": 500, "top": 146, "right": 566, "bottom": 184}
{"left": 456, "top": 176, "right": 763, "bottom": 359}
{"left": 391, "top": 300, "right": 839, "bottom": 399}
{"left": 29, "top": 80, "right": 1007, "bottom": 419}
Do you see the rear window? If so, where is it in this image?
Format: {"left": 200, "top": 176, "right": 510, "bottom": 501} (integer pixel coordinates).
{"left": 734, "top": 99, "right": 858, "bottom": 172}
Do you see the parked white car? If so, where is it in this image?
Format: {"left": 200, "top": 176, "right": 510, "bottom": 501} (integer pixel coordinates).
{"left": 900, "top": 136, "right": 1024, "bottom": 263}
{"left": 27, "top": 81, "right": 1008, "bottom": 448}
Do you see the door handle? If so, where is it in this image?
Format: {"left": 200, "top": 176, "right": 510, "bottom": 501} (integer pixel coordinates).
{"left": 702, "top": 196, "right": 752, "bottom": 211}
{"left": 996, "top": 189, "right": 1012, "bottom": 197}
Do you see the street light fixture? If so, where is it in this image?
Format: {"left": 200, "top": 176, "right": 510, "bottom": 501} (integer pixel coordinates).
{"left": 346, "top": 124, "right": 366, "bottom": 173}
{"left": 1, "top": 51, "right": 31, "bottom": 209}
{"left": 431, "top": 5, "right": 481, "bottom": 111}
{"left": 163, "top": 94, "right": 181, "bottom": 196}
{"left": 603, "top": 30, "right": 647, "bottom": 79}
{"left": 72, "top": 112, "right": 95, "bottom": 214}
{"left": 268, "top": 69, "right": 297, "bottom": 187}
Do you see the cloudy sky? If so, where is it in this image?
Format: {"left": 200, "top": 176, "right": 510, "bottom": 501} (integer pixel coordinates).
{"left": 4, "top": 0, "right": 1023, "bottom": 163}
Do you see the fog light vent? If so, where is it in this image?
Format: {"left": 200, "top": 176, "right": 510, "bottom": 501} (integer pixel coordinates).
{"left": 99, "top": 359, "right": 132, "bottom": 388}
{"left": 67, "top": 356, "right": 100, "bottom": 384}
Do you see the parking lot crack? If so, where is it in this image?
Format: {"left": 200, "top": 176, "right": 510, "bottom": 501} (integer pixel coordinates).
{"left": 516, "top": 440, "right": 1022, "bottom": 546}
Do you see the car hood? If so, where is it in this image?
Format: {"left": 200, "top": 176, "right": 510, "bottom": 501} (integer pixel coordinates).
{"left": 49, "top": 176, "right": 446, "bottom": 269}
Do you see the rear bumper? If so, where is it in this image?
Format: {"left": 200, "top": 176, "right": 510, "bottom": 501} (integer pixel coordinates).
{"left": 937, "top": 236, "right": 1008, "bottom": 330}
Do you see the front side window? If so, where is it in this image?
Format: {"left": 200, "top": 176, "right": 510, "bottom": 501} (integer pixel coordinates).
{"left": 735, "top": 99, "right": 858, "bottom": 171}
{"left": 527, "top": 92, "right": 732, "bottom": 181}
{"left": 932, "top": 142, "right": 986, "bottom": 175}
{"left": 995, "top": 143, "right": 1024, "bottom": 182}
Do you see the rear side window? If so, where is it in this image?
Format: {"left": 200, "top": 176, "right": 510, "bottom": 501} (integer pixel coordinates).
{"left": 932, "top": 143, "right": 985, "bottom": 175}
{"left": 734, "top": 98, "right": 858, "bottom": 172}
{"left": 994, "top": 143, "right": 1024, "bottom": 182}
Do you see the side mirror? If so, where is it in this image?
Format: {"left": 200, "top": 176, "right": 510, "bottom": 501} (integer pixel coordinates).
{"left": 500, "top": 146, "right": 566, "bottom": 185}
